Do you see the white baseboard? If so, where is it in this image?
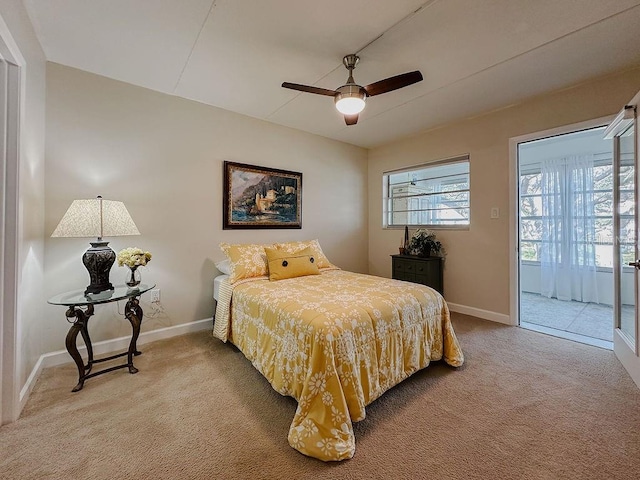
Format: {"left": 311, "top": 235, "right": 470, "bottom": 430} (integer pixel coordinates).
{"left": 447, "top": 302, "right": 514, "bottom": 325}
{"left": 19, "top": 318, "right": 213, "bottom": 412}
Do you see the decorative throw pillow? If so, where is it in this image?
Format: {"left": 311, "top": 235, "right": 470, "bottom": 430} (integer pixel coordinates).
{"left": 215, "top": 259, "right": 232, "bottom": 275}
{"left": 264, "top": 246, "right": 320, "bottom": 281}
{"left": 273, "top": 239, "right": 336, "bottom": 269}
{"left": 219, "top": 242, "right": 271, "bottom": 283}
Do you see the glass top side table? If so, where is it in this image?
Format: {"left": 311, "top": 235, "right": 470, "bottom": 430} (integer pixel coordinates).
{"left": 48, "top": 283, "right": 155, "bottom": 392}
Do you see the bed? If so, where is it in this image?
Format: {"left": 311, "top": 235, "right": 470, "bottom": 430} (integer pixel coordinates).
{"left": 212, "top": 241, "right": 464, "bottom": 461}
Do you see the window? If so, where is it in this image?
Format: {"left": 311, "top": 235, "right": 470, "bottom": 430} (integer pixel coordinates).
{"left": 518, "top": 126, "right": 626, "bottom": 269}
{"left": 383, "top": 155, "right": 470, "bottom": 228}
{"left": 519, "top": 162, "right": 617, "bottom": 267}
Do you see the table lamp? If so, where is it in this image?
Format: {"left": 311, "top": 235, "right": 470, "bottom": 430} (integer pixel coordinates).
{"left": 52, "top": 196, "right": 140, "bottom": 294}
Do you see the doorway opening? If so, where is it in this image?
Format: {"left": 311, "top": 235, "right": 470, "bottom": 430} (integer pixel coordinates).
{"left": 517, "top": 125, "right": 617, "bottom": 349}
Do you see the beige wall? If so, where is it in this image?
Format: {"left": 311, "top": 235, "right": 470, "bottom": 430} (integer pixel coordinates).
{"left": 368, "top": 67, "right": 640, "bottom": 320}
{"left": 0, "top": 2, "right": 46, "bottom": 404}
{"left": 43, "top": 63, "right": 368, "bottom": 352}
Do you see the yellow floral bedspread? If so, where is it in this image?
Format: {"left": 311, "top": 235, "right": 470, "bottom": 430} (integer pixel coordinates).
{"left": 213, "top": 270, "right": 464, "bottom": 461}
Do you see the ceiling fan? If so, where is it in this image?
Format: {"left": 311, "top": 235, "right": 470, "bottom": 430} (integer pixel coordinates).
{"left": 282, "top": 54, "right": 423, "bottom": 126}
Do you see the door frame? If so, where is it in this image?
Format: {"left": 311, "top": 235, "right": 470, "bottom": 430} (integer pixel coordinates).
{"left": 508, "top": 115, "right": 613, "bottom": 327}
{"left": 0, "top": 15, "right": 24, "bottom": 425}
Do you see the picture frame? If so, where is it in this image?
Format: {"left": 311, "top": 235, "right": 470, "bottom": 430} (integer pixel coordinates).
{"left": 223, "top": 161, "right": 302, "bottom": 229}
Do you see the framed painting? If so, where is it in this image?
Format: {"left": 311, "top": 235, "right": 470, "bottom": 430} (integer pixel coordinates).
{"left": 223, "top": 161, "right": 302, "bottom": 229}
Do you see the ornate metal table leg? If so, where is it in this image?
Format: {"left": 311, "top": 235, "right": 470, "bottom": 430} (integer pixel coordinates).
{"left": 124, "top": 297, "right": 143, "bottom": 374}
{"left": 65, "top": 305, "right": 94, "bottom": 392}
{"left": 79, "top": 304, "right": 95, "bottom": 374}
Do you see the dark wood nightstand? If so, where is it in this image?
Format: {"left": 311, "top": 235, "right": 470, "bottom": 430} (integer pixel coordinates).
{"left": 391, "top": 254, "right": 443, "bottom": 295}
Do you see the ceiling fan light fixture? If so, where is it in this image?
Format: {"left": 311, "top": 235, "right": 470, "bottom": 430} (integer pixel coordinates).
{"left": 282, "top": 54, "right": 422, "bottom": 123}
{"left": 335, "top": 96, "right": 365, "bottom": 115}
{"left": 335, "top": 85, "right": 366, "bottom": 115}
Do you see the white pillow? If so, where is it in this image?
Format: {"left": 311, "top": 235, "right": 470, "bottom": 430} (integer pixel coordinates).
{"left": 215, "top": 259, "right": 232, "bottom": 275}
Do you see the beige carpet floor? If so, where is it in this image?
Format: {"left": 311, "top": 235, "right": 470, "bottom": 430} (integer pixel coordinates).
{"left": 1, "top": 313, "right": 639, "bottom": 480}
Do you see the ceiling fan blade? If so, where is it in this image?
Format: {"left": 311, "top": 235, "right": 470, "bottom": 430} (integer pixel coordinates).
{"left": 282, "top": 82, "right": 337, "bottom": 97}
{"left": 363, "top": 71, "right": 423, "bottom": 97}
{"left": 344, "top": 114, "right": 359, "bottom": 126}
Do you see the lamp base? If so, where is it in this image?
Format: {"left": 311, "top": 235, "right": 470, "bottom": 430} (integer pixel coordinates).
{"left": 83, "top": 241, "right": 116, "bottom": 295}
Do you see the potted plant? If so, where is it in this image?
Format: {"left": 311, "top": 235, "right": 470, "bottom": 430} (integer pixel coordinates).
{"left": 409, "top": 229, "right": 443, "bottom": 257}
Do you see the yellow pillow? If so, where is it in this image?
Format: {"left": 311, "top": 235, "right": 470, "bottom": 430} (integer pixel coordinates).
{"left": 219, "top": 242, "right": 271, "bottom": 283}
{"left": 264, "top": 247, "right": 320, "bottom": 281}
{"left": 273, "top": 239, "right": 336, "bottom": 269}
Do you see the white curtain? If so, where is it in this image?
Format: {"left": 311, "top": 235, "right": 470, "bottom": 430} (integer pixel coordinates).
{"left": 540, "top": 155, "right": 599, "bottom": 303}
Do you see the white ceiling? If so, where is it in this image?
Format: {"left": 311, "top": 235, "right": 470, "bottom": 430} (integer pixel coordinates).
{"left": 24, "top": 0, "right": 640, "bottom": 148}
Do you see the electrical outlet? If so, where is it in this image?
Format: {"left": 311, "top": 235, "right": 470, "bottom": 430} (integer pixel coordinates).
{"left": 490, "top": 207, "right": 500, "bottom": 219}
{"left": 151, "top": 289, "right": 160, "bottom": 303}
